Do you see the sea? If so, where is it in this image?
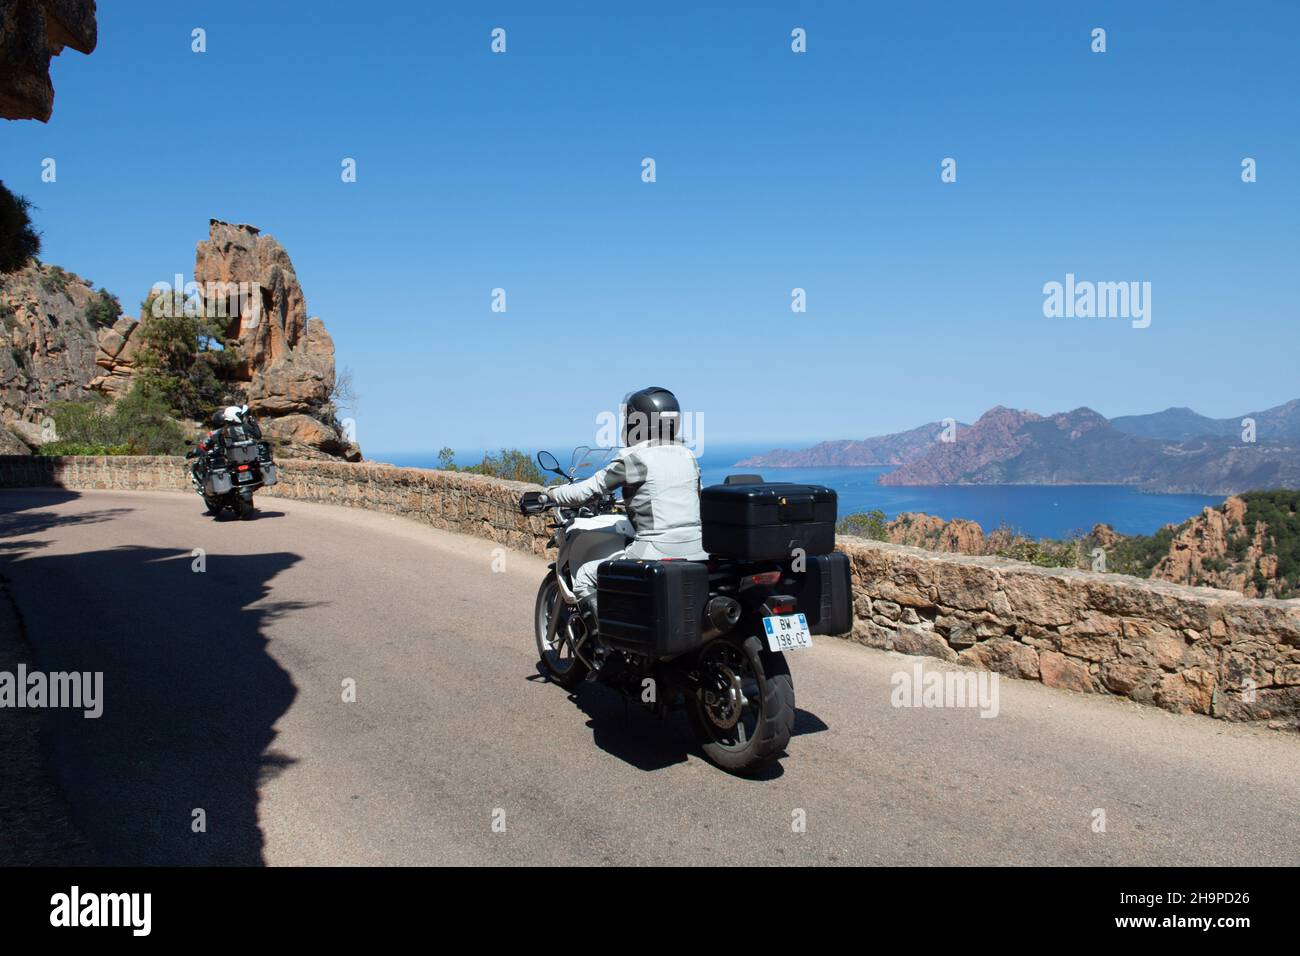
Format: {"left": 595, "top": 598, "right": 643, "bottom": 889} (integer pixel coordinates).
{"left": 376, "top": 442, "right": 1223, "bottom": 540}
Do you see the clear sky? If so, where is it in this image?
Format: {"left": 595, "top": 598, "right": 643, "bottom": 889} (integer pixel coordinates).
{"left": 3, "top": 1, "right": 1296, "bottom": 455}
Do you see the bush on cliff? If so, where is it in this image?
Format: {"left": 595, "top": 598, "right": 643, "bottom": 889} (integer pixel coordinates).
{"left": 83, "top": 288, "right": 122, "bottom": 328}
{"left": 40, "top": 382, "right": 186, "bottom": 456}
{"left": 1239, "top": 489, "right": 1300, "bottom": 595}
{"left": 134, "top": 292, "right": 244, "bottom": 421}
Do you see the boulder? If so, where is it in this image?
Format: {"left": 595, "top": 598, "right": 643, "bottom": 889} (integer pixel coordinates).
{"left": 0, "top": 423, "right": 32, "bottom": 454}
{"left": 8, "top": 418, "right": 45, "bottom": 446}
{"left": 262, "top": 414, "right": 361, "bottom": 462}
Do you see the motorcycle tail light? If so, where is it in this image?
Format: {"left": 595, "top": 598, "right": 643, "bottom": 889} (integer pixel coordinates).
{"left": 237, "top": 464, "right": 251, "bottom": 471}
{"left": 741, "top": 570, "right": 781, "bottom": 589}
{"left": 771, "top": 602, "right": 795, "bottom": 615}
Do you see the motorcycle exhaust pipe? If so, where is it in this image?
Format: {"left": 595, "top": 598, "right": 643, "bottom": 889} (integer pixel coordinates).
{"left": 702, "top": 595, "right": 742, "bottom": 639}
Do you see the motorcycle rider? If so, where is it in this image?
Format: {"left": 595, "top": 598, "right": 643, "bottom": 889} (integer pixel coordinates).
{"left": 540, "top": 386, "right": 706, "bottom": 620}
{"left": 198, "top": 404, "right": 260, "bottom": 454}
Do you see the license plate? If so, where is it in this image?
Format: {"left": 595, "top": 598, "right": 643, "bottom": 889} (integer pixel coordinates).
{"left": 763, "top": 613, "right": 812, "bottom": 652}
{"left": 237, "top": 471, "right": 253, "bottom": 482}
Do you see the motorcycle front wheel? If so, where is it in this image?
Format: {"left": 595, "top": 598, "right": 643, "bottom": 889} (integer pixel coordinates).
{"left": 203, "top": 495, "right": 224, "bottom": 516}
{"left": 534, "top": 574, "right": 588, "bottom": 689}
{"left": 687, "top": 637, "right": 795, "bottom": 775}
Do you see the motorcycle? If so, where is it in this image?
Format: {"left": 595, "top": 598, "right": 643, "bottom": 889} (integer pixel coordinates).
{"left": 520, "top": 446, "right": 843, "bottom": 775}
{"left": 185, "top": 422, "right": 278, "bottom": 520}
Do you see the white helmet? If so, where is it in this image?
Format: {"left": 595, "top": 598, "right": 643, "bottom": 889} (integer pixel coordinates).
{"left": 221, "top": 404, "right": 248, "bottom": 423}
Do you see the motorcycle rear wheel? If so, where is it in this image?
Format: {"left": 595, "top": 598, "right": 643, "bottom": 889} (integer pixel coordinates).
{"left": 534, "top": 574, "right": 588, "bottom": 689}
{"left": 234, "top": 494, "right": 256, "bottom": 520}
{"left": 687, "top": 637, "right": 795, "bottom": 775}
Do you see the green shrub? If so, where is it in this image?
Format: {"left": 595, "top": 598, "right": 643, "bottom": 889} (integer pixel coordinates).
{"left": 1240, "top": 489, "right": 1300, "bottom": 596}
{"left": 39, "top": 441, "right": 133, "bottom": 456}
{"left": 83, "top": 288, "right": 122, "bottom": 328}
{"left": 437, "top": 447, "right": 544, "bottom": 484}
{"left": 1099, "top": 524, "right": 1180, "bottom": 577}
{"left": 464, "top": 449, "right": 543, "bottom": 484}
{"left": 40, "top": 381, "right": 186, "bottom": 456}
{"left": 837, "top": 509, "right": 888, "bottom": 541}
{"left": 134, "top": 292, "right": 243, "bottom": 420}
{"left": 0, "top": 182, "right": 41, "bottom": 274}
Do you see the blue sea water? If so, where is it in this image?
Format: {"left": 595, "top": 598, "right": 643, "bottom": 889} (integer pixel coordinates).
{"left": 376, "top": 442, "right": 1223, "bottom": 540}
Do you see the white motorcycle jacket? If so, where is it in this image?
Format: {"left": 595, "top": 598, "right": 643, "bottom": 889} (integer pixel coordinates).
{"left": 547, "top": 440, "right": 703, "bottom": 547}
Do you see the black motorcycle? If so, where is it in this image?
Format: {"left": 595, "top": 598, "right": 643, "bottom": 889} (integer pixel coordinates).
{"left": 186, "top": 422, "right": 278, "bottom": 520}
{"left": 520, "top": 448, "right": 851, "bottom": 775}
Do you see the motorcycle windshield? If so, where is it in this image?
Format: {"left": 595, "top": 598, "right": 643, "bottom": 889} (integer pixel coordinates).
{"left": 568, "top": 446, "right": 615, "bottom": 481}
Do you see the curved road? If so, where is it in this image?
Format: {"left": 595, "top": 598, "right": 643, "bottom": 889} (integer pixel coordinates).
{"left": 1, "top": 487, "right": 1297, "bottom": 866}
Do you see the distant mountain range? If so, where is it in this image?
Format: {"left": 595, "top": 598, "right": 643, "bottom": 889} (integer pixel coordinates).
{"left": 733, "top": 421, "right": 965, "bottom": 469}
{"left": 736, "top": 400, "right": 1300, "bottom": 495}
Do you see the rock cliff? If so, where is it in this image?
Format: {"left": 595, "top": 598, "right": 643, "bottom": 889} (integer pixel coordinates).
{"left": 189, "top": 220, "right": 359, "bottom": 460}
{"left": 0, "top": 260, "right": 103, "bottom": 445}
{"left": 1, "top": 221, "right": 360, "bottom": 460}
{"left": 0, "top": 0, "right": 97, "bottom": 121}
{"left": 1150, "top": 495, "right": 1291, "bottom": 598}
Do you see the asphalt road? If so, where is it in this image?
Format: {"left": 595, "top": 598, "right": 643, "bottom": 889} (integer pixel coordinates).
{"left": 1, "top": 487, "right": 1297, "bottom": 866}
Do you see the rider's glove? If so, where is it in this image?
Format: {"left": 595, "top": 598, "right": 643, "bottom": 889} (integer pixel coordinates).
{"left": 519, "top": 490, "right": 550, "bottom": 514}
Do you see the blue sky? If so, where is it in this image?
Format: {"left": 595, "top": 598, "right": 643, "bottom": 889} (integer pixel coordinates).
{"left": 3, "top": 1, "right": 1297, "bottom": 455}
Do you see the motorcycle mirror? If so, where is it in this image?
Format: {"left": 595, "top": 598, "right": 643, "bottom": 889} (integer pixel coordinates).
{"left": 536, "top": 450, "right": 564, "bottom": 476}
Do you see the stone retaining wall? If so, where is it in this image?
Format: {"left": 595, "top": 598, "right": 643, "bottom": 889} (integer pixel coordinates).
{"left": 4, "top": 455, "right": 1297, "bottom": 723}
{"left": 264, "top": 458, "right": 551, "bottom": 555}
{"left": 0, "top": 455, "right": 551, "bottom": 555}
{"left": 836, "top": 538, "right": 1300, "bottom": 722}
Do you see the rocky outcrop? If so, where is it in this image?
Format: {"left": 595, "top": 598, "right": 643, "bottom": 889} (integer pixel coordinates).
{"left": 0, "top": 260, "right": 103, "bottom": 437}
{"left": 1, "top": 222, "right": 359, "bottom": 460}
{"left": 191, "top": 220, "right": 359, "bottom": 460}
{"left": 883, "top": 512, "right": 992, "bottom": 554}
{"left": 0, "top": 0, "right": 97, "bottom": 121}
{"left": 1151, "top": 496, "right": 1283, "bottom": 597}
{"left": 87, "top": 313, "right": 141, "bottom": 399}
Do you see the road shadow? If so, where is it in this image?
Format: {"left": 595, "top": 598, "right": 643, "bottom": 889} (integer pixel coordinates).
{"left": 209, "top": 508, "right": 288, "bottom": 523}
{"left": 567, "top": 681, "right": 694, "bottom": 773}
{"left": 0, "top": 490, "right": 303, "bottom": 865}
{"left": 547, "top": 667, "right": 825, "bottom": 778}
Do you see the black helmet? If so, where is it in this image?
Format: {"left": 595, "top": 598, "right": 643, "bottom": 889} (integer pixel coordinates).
{"left": 622, "top": 386, "right": 681, "bottom": 445}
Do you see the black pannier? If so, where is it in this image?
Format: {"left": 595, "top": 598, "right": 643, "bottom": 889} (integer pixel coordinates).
{"left": 597, "top": 559, "right": 710, "bottom": 658}
{"left": 225, "top": 439, "right": 260, "bottom": 465}
{"left": 701, "top": 482, "right": 837, "bottom": 560}
{"left": 790, "top": 551, "right": 853, "bottom": 635}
